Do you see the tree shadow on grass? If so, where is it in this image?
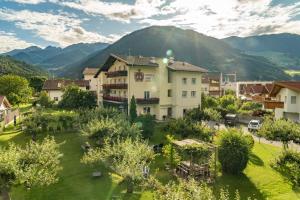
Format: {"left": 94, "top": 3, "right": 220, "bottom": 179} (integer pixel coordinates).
{"left": 249, "top": 153, "right": 264, "bottom": 166}
{"left": 215, "top": 173, "right": 266, "bottom": 200}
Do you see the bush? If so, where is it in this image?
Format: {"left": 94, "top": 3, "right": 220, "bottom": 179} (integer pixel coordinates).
{"left": 244, "top": 134, "right": 255, "bottom": 150}
{"left": 37, "top": 91, "right": 53, "bottom": 108}
{"left": 218, "top": 129, "right": 250, "bottom": 174}
{"left": 273, "top": 150, "right": 300, "bottom": 186}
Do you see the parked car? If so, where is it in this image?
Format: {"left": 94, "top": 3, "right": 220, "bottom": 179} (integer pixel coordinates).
{"left": 224, "top": 114, "right": 238, "bottom": 126}
{"left": 248, "top": 120, "right": 262, "bottom": 132}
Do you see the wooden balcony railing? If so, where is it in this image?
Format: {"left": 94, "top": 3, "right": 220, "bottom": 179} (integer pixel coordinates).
{"left": 264, "top": 101, "right": 284, "bottom": 109}
{"left": 103, "top": 83, "right": 128, "bottom": 89}
{"left": 106, "top": 70, "right": 127, "bottom": 78}
{"left": 103, "top": 95, "right": 127, "bottom": 103}
{"left": 136, "top": 98, "right": 159, "bottom": 104}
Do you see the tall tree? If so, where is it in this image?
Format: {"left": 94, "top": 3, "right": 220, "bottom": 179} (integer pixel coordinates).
{"left": 58, "top": 85, "right": 97, "bottom": 109}
{"left": 29, "top": 76, "right": 47, "bottom": 93}
{"left": 129, "top": 96, "right": 137, "bottom": 123}
{"left": 0, "top": 75, "right": 32, "bottom": 105}
{"left": 0, "top": 137, "right": 62, "bottom": 200}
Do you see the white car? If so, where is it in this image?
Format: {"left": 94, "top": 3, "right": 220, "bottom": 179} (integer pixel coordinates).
{"left": 248, "top": 120, "right": 261, "bottom": 132}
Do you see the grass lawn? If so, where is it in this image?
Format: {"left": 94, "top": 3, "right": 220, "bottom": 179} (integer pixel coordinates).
{"left": 0, "top": 125, "right": 299, "bottom": 199}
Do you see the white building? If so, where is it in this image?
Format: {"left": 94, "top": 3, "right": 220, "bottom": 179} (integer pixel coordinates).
{"left": 267, "top": 81, "right": 300, "bottom": 122}
{"left": 42, "top": 80, "right": 90, "bottom": 103}
{"left": 93, "top": 54, "right": 208, "bottom": 120}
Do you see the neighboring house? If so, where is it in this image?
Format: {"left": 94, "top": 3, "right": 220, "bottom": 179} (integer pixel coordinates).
{"left": 83, "top": 68, "right": 99, "bottom": 92}
{"left": 266, "top": 81, "right": 300, "bottom": 122}
{"left": 94, "top": 54, "right": 208, "bottom": 120}
{"left": 0, "top": 96, "right": 12, "bottom": 119}
{"left": 201, "top": 73, "right": 221, "bottom": 97}
{"left": 0, "top": 96, "right": 17, "bottom": 127}
{"left": 237, "top": 81, "right": 273, "bottom": 102}
{"left": 42, "top": 80, "right": 90, "bottom": 102}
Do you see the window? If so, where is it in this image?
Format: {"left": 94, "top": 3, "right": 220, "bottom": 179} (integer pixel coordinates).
{"left": 182, "top": 91, "right": 187, "bottom": 98}
{"left": 54, "top": 97, "right": 59, "bottom": 101}
{"left": 143, "top": 107, "right": 151, "bottom": 114}
{"left": 167, "top": 107, "right": 172, "bottom": 117}
{"left": 291, "top": 96, "right": 297, "bottom": 104}
{"left": 192, "top": 78, "right": 196, "bottom": 84}
{"left": 168, "top": 89, "right": 172, "bottom": 97}
{"left": 144, "top": 91, "right": 150, "bottom": 99}
{"left": 168, "top": 70, "right": 172, "bottom": 83}
{"left": 191, "top": 91, "right": 196, "bottom": 97}
{"left": 182, "top": 78, "right": 187, "bottom": 84}
{"left": 183, "top": 109, "right": 187, "bottom": 116}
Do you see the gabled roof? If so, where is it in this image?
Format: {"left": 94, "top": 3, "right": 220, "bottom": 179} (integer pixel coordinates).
{"left": 95, "top": 54, "right": 159, "bottom": 77}
{"left": 83, "top": 68, "right": 98, "bottom": 75}
{"left": 168, "top": 61, "right": 208, "bottom": 73}
{"left": 0, "top": 96, "right": 12, "bottom": 109}
{"left": 270, "top": 81, "right": 300, "bottom": 97}
{"left": 95, "top": 54, "right": 208, "bottom": 77}
{"left": 43, "top": 80, "right": 90, "bottom": 90}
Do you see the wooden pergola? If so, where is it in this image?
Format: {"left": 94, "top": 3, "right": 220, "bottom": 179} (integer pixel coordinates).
{"left": 170, "top": 139, "right": 217, "bottom": 182}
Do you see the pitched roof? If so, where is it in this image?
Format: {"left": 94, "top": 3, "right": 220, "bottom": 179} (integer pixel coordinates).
{"left": 42, "top": 80, "right": 90, "bottom": 90}
{"left": 167, "top": 61, "right": 208, "bottom": 72}
{"left": 83, "top": 68, "right": 98, "bottom": 75}
{"left": 95, "top": 54, "right": 208, "bottom": 77}
{"left": 0, "top": 96, "right": 12, "bottom": 109}
{"left": 270, "top": 81, "right": 300, "bottom": 96}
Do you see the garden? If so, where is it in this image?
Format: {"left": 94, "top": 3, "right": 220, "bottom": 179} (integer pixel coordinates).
{"left": 0, "top": 79, "right": 299, "bottom": 200}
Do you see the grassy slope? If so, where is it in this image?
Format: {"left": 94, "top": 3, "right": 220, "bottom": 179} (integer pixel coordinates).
{"left": 0, "top": 124, "right": 299, "bottom": 200}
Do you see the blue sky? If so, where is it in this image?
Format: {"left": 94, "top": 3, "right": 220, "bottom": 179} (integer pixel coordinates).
{"left": 0, "top": 0, "right": 300, "bottom": 53}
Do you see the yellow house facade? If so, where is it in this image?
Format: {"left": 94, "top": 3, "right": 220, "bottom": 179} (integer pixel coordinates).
{"left": 94, "top": 54, "right": 208, "bottom": 120}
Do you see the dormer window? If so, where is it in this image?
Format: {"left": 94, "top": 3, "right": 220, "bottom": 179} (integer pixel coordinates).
{"left": 57, "top": 83, "right": 62, "bottom": 88}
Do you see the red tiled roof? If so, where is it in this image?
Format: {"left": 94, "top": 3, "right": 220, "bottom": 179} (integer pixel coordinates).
{"left": 265, "top": 84, "right": 274, "bottom": 93}
{"left": 42, "top": 80, "right": 90, "bottom": 90}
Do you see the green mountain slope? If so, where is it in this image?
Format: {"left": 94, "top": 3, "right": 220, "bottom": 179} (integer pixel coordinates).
{"left": 223, "top": 33, "right": 300, "bottom": 69}
{"left": 60, "top": 26, "right": 290, "bottom": 81}
{"left": 0, "top": 55, "right": 47, "bottom": 78}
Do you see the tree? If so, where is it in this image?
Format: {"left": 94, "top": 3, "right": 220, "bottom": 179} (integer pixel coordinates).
{"left": 29, "top": 76, "right": 46, "bottom": 93}
{"left": 58, "top": 85, "right": 97, "bottom": 109}
{"left": 218, "top": 129, "right": 251, "bottom": 174}
{"left": 37, "top": 91, "right": 53, "bottom": 108}
{"left": 201, "top": 94, "right": 218, "bottom": 109}
{"left": 258, "top": 118, "right": 300, "bottom": 149}
{"left": 81, "top": 138, "right": 155, "bottom": 193}
{"left": 0, "top": 137, "right": 62, "bottom": 200}
{"left": 136, "top": 114, "right": 155, "bottom": 138}
{"left": 129, "top": 96, "right": 137, "bottom": 123}
{"left": 151, "top": 178, "right": 242, "bottom": 200}
{"left": 0, "top": 75, "right": 32, "bottom": 105}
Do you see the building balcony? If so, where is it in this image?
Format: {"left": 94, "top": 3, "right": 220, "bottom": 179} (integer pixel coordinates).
{"left": 103, "top": 95, "right": 128, "bottom": 103}
{"left": 136, "top": 98, "right": 160, "bottom": 104}
{"left": 103, "top": 83, "right": 128, "bottom": 89}
{"left": 106, "top": 70, "right": 128, "bottom": 78}
{"left": 264, "top": 101, "right": 284, "bottom": 109}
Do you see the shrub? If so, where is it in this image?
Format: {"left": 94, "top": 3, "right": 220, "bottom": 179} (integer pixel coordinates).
{"left": 218, "top": 129, "right": 250, "bottom": 174}
{"left": 273, "top": 150, "right": 300, "bottom": 186}
{"left": 244, "top": 134, "right": 255, "bottom": 150}
{"left": 37, "top": 91, "right": 53, "bottom": 108}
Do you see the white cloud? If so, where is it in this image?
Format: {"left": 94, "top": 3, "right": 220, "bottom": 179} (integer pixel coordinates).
{"left": 0, "top": 31, "right": 35, "bottom": 53}
{"left": 0, "top": 9, "right": 115, "bottom": 47}
{"left": 6, "top": 0, "right": 46, "bottom": 4}
{"left": 139, "top": 0, "right": 300, "bottom": 38}
{"left": 58, "top": 0, "right": 166, "bottom": 23}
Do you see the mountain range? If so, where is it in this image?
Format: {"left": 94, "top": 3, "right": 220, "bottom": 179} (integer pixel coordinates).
{"left": 4, "top": 42, "right": 109, "bottom": 71}
{"left": 4, "top": 26, "right": 300, "bottom": 81}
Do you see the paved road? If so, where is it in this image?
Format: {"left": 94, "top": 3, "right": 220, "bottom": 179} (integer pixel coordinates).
{"left": 208, "top": 121, "right": 300, "bottom": 151}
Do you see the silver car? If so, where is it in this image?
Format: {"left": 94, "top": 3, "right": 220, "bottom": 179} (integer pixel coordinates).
{"left": 248, "top": 120, "right": 261, "bottom": 132}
